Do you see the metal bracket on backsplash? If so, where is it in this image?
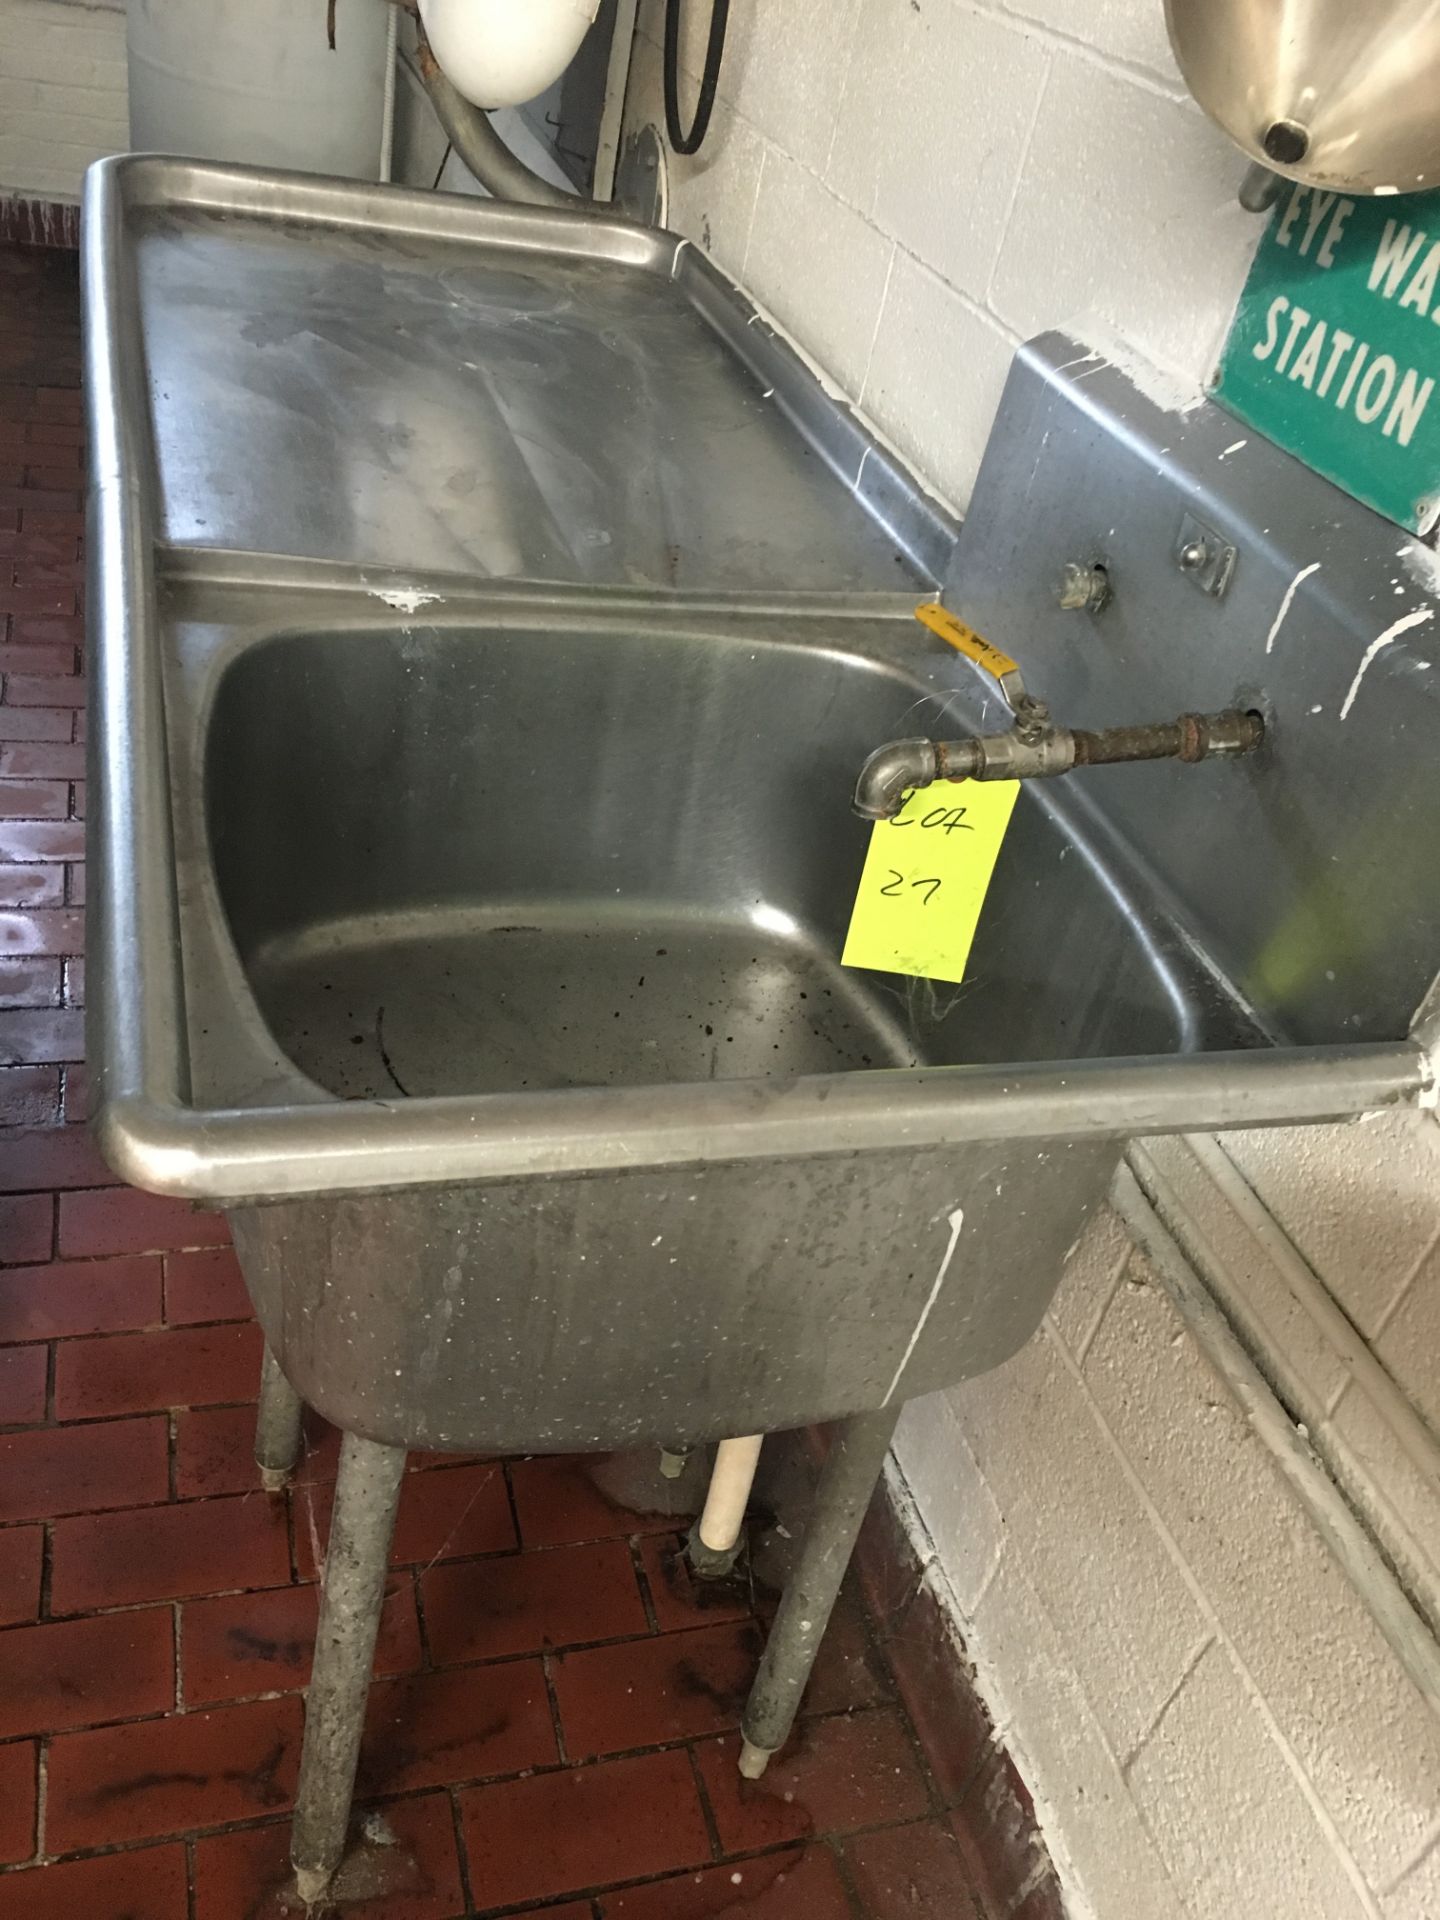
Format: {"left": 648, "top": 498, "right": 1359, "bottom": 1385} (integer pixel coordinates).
{"left": 1174, "top": 511, "right": 1238, "bottom": 599}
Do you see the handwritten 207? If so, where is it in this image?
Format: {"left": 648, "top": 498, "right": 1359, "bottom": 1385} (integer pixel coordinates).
{"left": 879, "top": 795, "right": 975, "bottom": 907}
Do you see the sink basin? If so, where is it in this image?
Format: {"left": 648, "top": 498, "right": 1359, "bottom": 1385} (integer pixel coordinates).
{"left": 206, "top": 618, "right": 1223, "bottom": 1108}
{"left": 85, "top": 158, "right": 1433, "bottom": 1457}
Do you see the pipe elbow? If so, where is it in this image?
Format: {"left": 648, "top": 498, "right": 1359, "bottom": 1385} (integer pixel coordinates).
{"left": 414, "top": 22, "right": 580, "bottom": 210}
{"left": 853, "top": 740, "right": 938, "bottom": 821}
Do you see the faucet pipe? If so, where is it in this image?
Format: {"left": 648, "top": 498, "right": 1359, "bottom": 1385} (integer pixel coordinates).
{"left": 854, "top": 708, "right": 1264, "bottom": 821}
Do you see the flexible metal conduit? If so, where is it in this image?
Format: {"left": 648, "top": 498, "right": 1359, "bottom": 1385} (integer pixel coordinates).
{"left": 414, "top": 29, "right": 585, "bottom": 210}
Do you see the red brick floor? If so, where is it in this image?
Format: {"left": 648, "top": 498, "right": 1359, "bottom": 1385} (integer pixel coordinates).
{"left": 0, "top": 243, "right": 990, "bottom": 1917}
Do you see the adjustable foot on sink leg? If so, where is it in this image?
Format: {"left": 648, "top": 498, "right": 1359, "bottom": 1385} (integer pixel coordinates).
{"left": 738, "top": 1406, "right": 903, "bottom": 1773}
{"left": 255, "top": 1343, "right": 305, "bottom": 1492}
{"left": 293, "top": 1864, "right": 333, "bottom": 1910}
{"left": 291, "top": 1430, "right": 407, "bottom": 1908}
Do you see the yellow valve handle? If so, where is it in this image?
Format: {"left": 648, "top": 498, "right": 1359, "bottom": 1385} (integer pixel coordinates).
{"left": 914, "top": 602, "right": 1020, "bottom": 681}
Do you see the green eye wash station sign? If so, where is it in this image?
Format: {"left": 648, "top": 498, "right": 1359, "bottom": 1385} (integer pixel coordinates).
{"left": 1215, "top": 185, "right": 1440, "bottom": 533}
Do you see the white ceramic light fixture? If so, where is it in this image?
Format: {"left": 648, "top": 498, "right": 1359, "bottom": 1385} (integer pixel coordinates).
{"left": 418, "top": 0, "right": 600, "bottom": 109}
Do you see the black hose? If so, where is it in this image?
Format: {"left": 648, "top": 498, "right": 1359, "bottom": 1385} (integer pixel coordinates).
{"left": 664, "top": 0, "right": 730, "bottom": 156}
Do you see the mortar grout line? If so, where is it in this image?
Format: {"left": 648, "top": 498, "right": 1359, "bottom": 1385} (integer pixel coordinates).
{"left": 540, "top": 1652, "right": 569, "bottom": 1768}
{"left": 628, "top": 1534, "right": 661, "bottom": 1635}
{"left": 824, "top": 1830, "right": 870, "bottom": 1920}
{"left": 33, "top": 1737, "right": 48, "bottom": 1866}
{"left": 1369, "top": 1216, "right": 1440, "bottom": 1343}
{"left": 1382, "top": 1814, "right": 1440, "bottom": 1899}
{"left": 1118, "top": 1631, "right": 1215, "bottom": 1778}
{"left": 684, "top": 1738, "right": 724, "bottom": 1864}
{"left": 36, "top": 1515, "right": 51, "bottom": 1621}
{"left": 448, "top": 1783, "right": 476, "bottom": 1917}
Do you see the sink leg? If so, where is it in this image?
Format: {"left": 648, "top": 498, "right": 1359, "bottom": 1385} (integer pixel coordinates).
{"left": 291, "top": 1431, "right": 406, "bottom": 1907}
{"left": 255, "top": 1343, "right": 305, "bottom": 1493}
{"left": 738, "top": 1406, "right": 902, "bottom": 1781}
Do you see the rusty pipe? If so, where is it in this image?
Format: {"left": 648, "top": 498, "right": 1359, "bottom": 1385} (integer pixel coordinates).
{"left": 1070, "top": 709, "right": 1264, "bottom": 768}
{"left": 854, "top": 708, "right": 1263, "bottom": 820}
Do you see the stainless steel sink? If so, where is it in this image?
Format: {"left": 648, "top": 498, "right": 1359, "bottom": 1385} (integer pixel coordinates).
{"left": 93, "top": 552, "right": 1420, "bottom": 1457}
{"left": 142, "top": 571, "right": 1275, "bottom": 1452}
{"left": 86, "top": 155, "right": 1435, "bottom": 1447}
{"left": 84, "top": 156, "right": 1440, "bottom": 1896}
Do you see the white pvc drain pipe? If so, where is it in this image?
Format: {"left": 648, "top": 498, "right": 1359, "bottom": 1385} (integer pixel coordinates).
{"left": 696, "top": 1434, "right": 764, "bottom": 1556}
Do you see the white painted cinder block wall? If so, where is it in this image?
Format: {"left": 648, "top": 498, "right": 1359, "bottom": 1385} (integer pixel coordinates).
{"left": 623, "top": 6, "right": 1440, "bottom": 1919}
{"left": 0, "top": 0, "right": 126, "bottom": 203}
{"left": 629, "top": 0, "right": 1259, "bottom": 511}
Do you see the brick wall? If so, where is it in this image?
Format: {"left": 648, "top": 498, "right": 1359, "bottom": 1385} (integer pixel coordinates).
{"left": 622, "top": 4, "right": 1440, "bottom": 1916}
{"left": 0, "top": 1, "right": 127, "bottom": 204}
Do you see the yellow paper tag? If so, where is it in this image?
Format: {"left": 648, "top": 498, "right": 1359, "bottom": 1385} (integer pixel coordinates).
{"left": 913, "top": 602, "right": 1020, "bottom": 682}
{"left": 842, "top": 779, "right": 1020, "bottom": 986}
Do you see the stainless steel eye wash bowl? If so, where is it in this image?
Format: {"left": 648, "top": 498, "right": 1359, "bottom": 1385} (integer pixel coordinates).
{"left": 85, "top": 157, "right": 1440, "bottom": 1902}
